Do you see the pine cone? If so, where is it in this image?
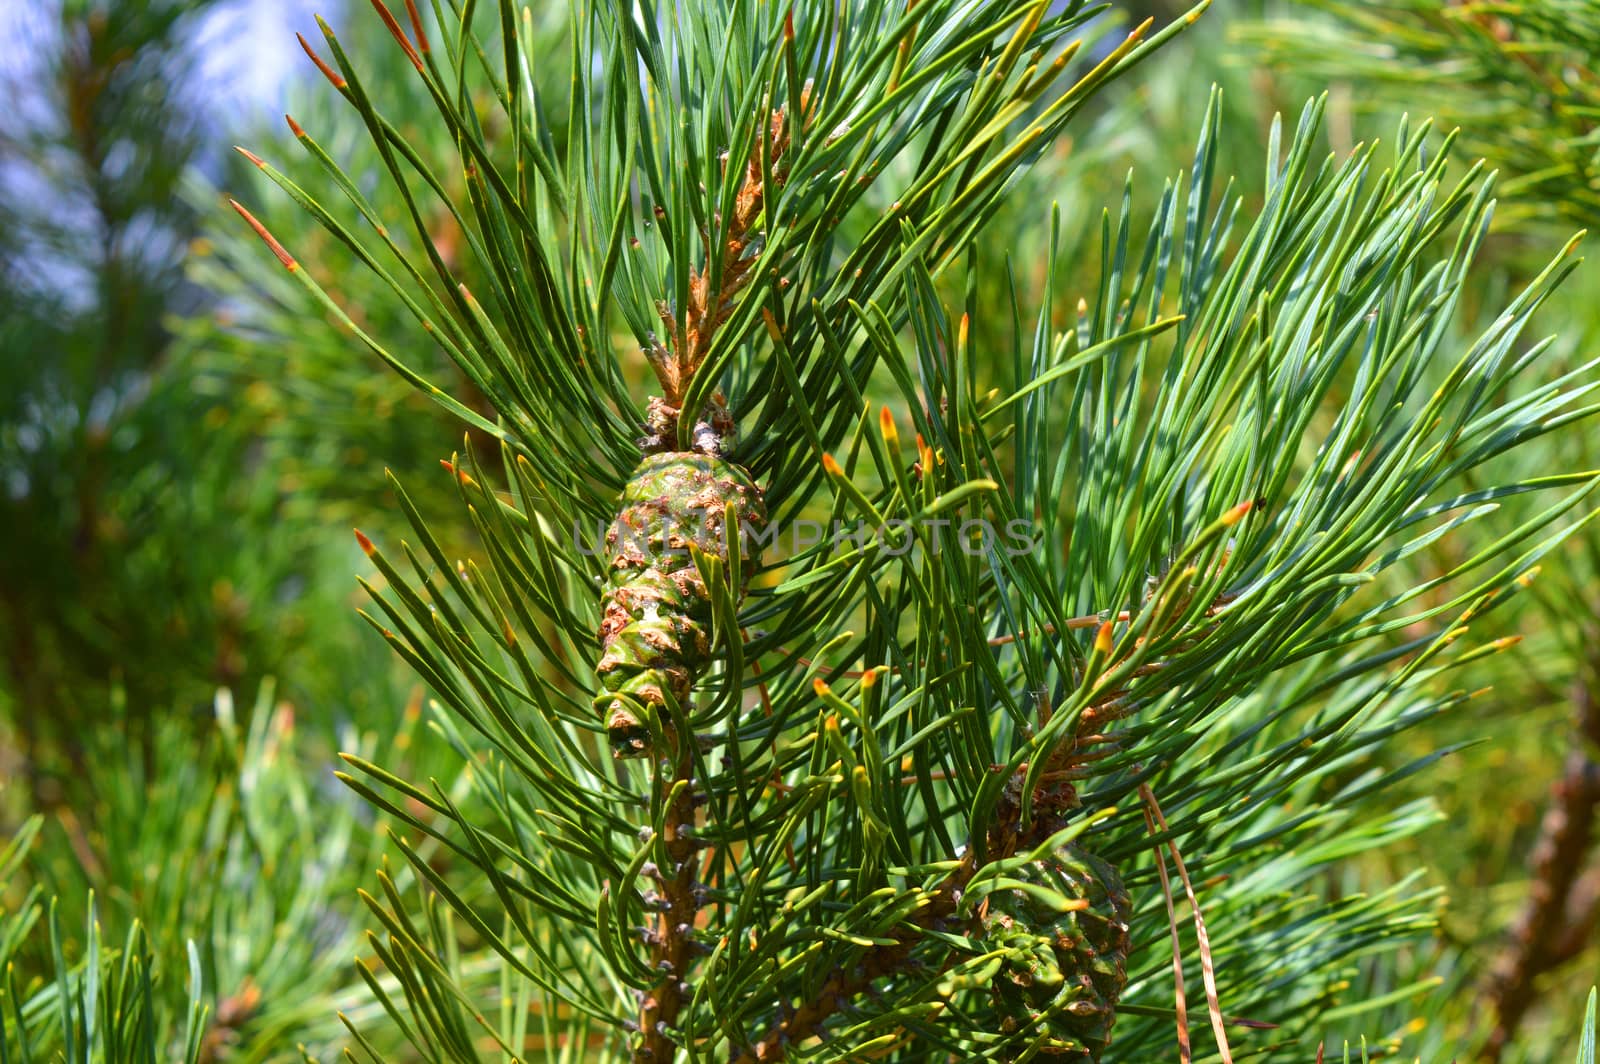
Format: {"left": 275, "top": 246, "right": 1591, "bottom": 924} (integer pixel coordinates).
{"left": 596, "top": 451, "right": 765, "bottom": 757}
{"left": 979, "top": 844, "right": 1132, "bottom": 1060}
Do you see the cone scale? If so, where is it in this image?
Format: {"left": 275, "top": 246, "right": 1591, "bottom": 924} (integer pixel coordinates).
{"left": 595, "top": 450, "right": 765, "bottom": 757}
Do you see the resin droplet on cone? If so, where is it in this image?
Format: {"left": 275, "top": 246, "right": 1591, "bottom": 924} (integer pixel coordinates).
{"left": 980, "top": 844, "right": 1132, "bottom": 1060}
{"left": 596, "top": 451, "right": 765, "bottom": 757}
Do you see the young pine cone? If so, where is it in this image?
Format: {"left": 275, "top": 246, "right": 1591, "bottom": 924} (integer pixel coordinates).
{"left": 595, "top": 451, "right": 765, "bottom": 757}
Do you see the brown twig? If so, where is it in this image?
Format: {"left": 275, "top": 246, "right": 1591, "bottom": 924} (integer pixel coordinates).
{"left": 1547, "top": 865, "right": 1600, "bottom": 966}
{"left": 628, "top": 541, "right": 1228, "bottom": 1057}
{"left": 725, "top": 664, "right": 1149, "bottom": 1059}
{"left": 1481, "top": 670, "right": 1600, "bottom": 1061}
{"left": 636, "top": 743, "right": 704, "bottom": 1062}
{"left": 641, "top": 89, "right": 813, "bottom": 452}
{"left": 731, "top": 744, "right": 1122, "bottom": 1062}
{"left": 659, "top": 95, "right": 800, "bottom": 400}
{"left": 730, "top": 739, "right": 1081, "bottom": 1061}
{"left": 727, "top": 563, "right": 1242, "bottom": 1058}
{"left": 729, "top": 853, "right": 977, "bottom": 1064}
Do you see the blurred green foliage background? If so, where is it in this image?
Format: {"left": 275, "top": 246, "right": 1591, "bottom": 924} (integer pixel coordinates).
{"left": 1, "top": 0, "right": 1597, "bottom": 1059}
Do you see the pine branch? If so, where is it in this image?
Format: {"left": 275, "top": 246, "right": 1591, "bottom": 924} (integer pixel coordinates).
{"left": 1483, "top": 665, "right": 1600, "bottom": 1060}
{"left": 729, "top": 854, "right": 973, "bottom": 1064}
{"left": 730, "top": 572, "right": 1241, "bottom": 1058}
{"left": 234, "top": 0, "right": 1600, "bottom": 1058}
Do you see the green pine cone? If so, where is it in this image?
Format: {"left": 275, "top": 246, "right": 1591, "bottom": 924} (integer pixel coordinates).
{"left": 595, "top": 451, "right": 765, "bottom": 757}
{"left": 979, "top": 844, "right": 1132, "bottom": 1060}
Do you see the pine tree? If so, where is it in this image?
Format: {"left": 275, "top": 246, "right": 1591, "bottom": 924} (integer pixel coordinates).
{"left": 0, "top": 0, "right": 240, "bottom": 800}
{"left": 0, "top": 0, "right": 386, "bottom": 816}
{"left": 226, "top": 1, "right": 1600, "bottom": 1060}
